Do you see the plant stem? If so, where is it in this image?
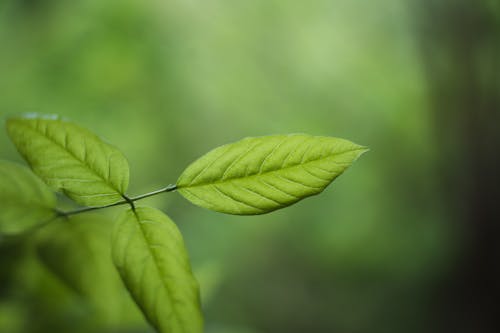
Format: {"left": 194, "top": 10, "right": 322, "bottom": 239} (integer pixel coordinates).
{"left": 58, "top": 184, "right": 177, "bottom": 218}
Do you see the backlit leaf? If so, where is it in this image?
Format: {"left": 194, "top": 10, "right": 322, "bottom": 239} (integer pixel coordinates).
{"left": 177, "top": 134, "right": 367, "bottom": 215}
{"left": 6, "top": 115, "right": 129, "bottom": 206}
{"left": 0, "top": 160, "right": 56, "bottom": 234}
{"left": 112, "top": 206, "right": 203, "bottom": 333}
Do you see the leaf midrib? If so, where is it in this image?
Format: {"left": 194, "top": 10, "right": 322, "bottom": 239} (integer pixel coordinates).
{"left": 132, "top": 209, "right": 186, "bottom": 333}
{"left": 15, "top": 119, "right": 123, "bottom": 195}
{"left": 180, "top": 146, "right": 364, "bottom": 189}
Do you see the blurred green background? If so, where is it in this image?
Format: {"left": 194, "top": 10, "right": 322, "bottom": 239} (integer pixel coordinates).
{"left": 1, "top": 0, "right": 499, "bottom": 332}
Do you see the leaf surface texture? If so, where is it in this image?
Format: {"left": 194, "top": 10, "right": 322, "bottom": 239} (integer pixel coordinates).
{"left": 6, "top": 115, "right": 129, "bottom": 206}
{"left": 112, "top": 207, "right": 203, "bottom": 333}
{"left": 177, "top": 134, "right": 367, "bottom": 214}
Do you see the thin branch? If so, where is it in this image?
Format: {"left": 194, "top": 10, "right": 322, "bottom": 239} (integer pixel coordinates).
{"left": 129, "top": 184, "right": 177, "bottom": 201}
{"left": 58, "top": 184, "right": 177, "bottom": 218}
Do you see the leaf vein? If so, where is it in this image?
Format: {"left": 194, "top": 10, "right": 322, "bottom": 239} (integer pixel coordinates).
{"left": 212, "top": 185, "right": 265, "bottom": 212}
{"left": 133, "top": 211, "right": 184, "bottom": 331}
{"left": 188, "top": 146, "right": 229, "bottom": 186}
{"left": 259, "top": 180, "right": 300, "bottom": 199}
{"left": 275, "top": 175, "right": 323, "bottom": 190}
{"left": 302, "top": 166, "right": 332, "bottom": 181}
{"left": 221, "top": 141, "right": 262, "bottom": 180}
{"left": 241, "top": 186, "right": 285, "bottom": 206}
{"left": 258, "top": 137, "right": 288, "bottom": 174}
{"left": 20, "top": 121, "right": 121, "bottom": 194}
{"left": 181, "top": 146, "right": 365, "bottom": 189}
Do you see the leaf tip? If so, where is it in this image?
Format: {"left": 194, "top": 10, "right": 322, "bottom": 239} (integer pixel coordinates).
{"left": 346, "top": 144, "right": 369, "bottom": 163}
{"left": 359, "top": 146, "right": 370, "bottom": 154}
{"left": 356, "top": 145, "right": 369, "bottom": 156}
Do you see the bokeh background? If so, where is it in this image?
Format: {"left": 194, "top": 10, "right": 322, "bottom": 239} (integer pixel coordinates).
{"left": 1, "top": 0, "right": 499, "bottom": 332}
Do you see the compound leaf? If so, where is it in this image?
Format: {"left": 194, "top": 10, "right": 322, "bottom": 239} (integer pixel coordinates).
{"left": 6, "top": 115, "right": 129, "bottom": 206}
{"left": 0, "top": 160, "right": 56, "bottom": 234}
{"left": 177, "top": 134, "right": 367, "bottom": 215}
{"left": 112, "top": 206, "right": 203, "bottom": 333}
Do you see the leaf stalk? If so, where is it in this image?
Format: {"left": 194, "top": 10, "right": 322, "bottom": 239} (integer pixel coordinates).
{"left": 58, "top": 185, "right": 177, "bottom": 218}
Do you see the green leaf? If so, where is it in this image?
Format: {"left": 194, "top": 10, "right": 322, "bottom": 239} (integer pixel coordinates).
{"left": 112, "top": 206, "right": 203, "bottom": 333}
{"left": 177, "top": 134, "right": 367, "bottom": 215}
{"left": 37, "top": 214, "right": 137, "bottom": 326}
{"left": 6, "top": 115, "right": 129, "bottom": 206}
{"left": 0, "top": 160, "right": 56, "bottom": 234}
